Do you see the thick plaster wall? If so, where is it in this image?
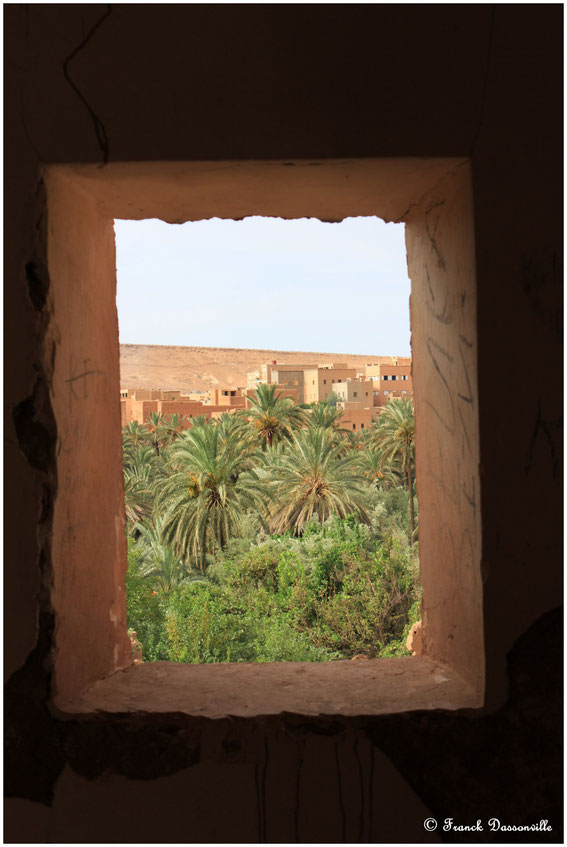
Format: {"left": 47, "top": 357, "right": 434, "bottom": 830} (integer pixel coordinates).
{"left": 407, "top": 167, "right": 483, "bottom": 695}
{"left": 45, "top": 171, "right": 132, "bottom": 702}
{"left": 45, "top": 158, "right": 483, "bottom": 708}
{"left": 5, "top": 5, "right": 562, "bottom": 843}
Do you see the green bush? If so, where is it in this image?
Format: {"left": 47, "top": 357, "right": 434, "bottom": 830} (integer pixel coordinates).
{"left": 223, "top": 543, "right": 281, "bottom": 594}
{"left": 251, "top": 614, "right": 339, "bottom": 663}
{"left": 164, "top": 583, "right": 257, "bottom": 663}
{"left": 125, "top": 515, "right": 421, "bottom": 664}
{"left": 309, "top": 534, "right": 419, "bottom": 658}
{"left": 125, "top": 543, "right": 169, "bottom": 660}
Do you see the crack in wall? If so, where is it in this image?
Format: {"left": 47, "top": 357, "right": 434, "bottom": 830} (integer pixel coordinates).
{"left": 393, "top": 161, "right": 467, "bottom": 224}
{"left": 62, "top": 4, "right": 112, "bottom": 166}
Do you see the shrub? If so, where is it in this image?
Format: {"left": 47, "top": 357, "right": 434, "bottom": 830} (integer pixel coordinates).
{"left": 252, "top": 614, "right": 339, "bottom": 663}
{"left": 126, "top": 514, "right": 421, "bottom": 664}
{"left": 223, "top": 543, "right": 281, "bottom": 594}
{"left": 165, "top": 583, "right": 257, "bottom": 663}
{"left": 310, "top": 535, "right": 419, "bottom": 657}
{"left": 125, "top": 543, "right": 169, "bottom": 660}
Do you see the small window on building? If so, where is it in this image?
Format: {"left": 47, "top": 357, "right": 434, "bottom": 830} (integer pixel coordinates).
{"left": 365, "top": 392, "right": 368, "bottom": 396}
{"left": 391, "top": 375, "right": 397, "bottom": 380}
{"left": 352, "top": 423, "right": 356, "bottom": 430}
{"left": 354, "top": 392, "right": 358, "bottom": 397}
{"left": 323, "top": 379, "right": 327, "bottom": 384}
{"left": 361, "top": 423, "right": 365, "bottom": 429}
{"left": 402, "top": 390, "right": 407, "bottom": 395}
{"left": 384, "top": 390, "right": 389, "bottom": 395}
{"left": 383, "top": 375, "right": 389, "bottom": 381}
{"left": 338, "top": 379, "right": 342, "bottom": 383}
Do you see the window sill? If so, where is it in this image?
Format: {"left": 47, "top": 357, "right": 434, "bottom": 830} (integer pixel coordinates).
{"left": 54, "top": 656, "right": 480, "bottom": 719}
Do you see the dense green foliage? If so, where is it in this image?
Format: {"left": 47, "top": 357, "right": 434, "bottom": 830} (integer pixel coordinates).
{"left": 122, "top": 392, "right": 420, "bottom": 663}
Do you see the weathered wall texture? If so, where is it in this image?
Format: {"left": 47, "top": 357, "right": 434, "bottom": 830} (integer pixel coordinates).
{"left": 408, "top": 167, "right": 484, "bottom": 696}
{"left": 45, "top": 169, "right": 132, "bottom": 703}
{"left": 5, "top": 5, "right": 562, "bottom": 843}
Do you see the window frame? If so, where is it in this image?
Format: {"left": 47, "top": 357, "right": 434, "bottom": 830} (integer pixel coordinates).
{"left": 44, "top": 158, "right": 484, "bottom": 716}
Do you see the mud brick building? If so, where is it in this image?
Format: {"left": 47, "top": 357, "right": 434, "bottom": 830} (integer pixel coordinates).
{"left": 366, "top": 361, "right": 413, "bottom": 407}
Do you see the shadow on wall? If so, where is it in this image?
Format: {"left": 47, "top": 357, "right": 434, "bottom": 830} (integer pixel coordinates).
{"left": 4, "top": 609, "right": 562, "bottom": 842}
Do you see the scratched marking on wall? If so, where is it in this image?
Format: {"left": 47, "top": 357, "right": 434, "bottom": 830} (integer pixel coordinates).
{"left": 65, "top": 357, "right": 104, "bottom": 402}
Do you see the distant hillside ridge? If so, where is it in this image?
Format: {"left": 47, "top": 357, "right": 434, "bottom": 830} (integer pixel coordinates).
{"left": 120, "top": 343, "right": 410, "bottom": 393}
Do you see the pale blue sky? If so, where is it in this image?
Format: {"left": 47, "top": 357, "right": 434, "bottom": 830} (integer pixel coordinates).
{"left": 114, "top": 216, "right": 411, "bottom": 356}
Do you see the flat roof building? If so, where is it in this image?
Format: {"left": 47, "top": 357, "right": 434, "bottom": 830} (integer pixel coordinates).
{"left": 366, "top": 362, "right": 413, "bottom": 407}
{"left": 303, "top": 366, "right": 358, "bottom": 404}
{"left": 332, "top": 378, "right": 373, "bottom": 406}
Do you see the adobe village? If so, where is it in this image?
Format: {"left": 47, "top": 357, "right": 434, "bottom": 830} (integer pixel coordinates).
{"left": 120, "top": 343, "right": 412, "bottom": 432}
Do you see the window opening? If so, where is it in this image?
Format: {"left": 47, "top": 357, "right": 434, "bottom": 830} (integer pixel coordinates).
{"left": 115, "top": 214, "right": 418, "bottom": 667}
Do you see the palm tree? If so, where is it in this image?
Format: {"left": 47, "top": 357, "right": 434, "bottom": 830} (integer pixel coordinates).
{"left": 264, "top": 427, "right": 372, "bottom": 535}
{"left": 307, "top": 402, "right": 346, "bottom": 430}
{"left": 161, "top": 413, "right": 187, "bottom": 446}
{"left": 339, "top": 428, "right": 371, "bottom": 453}
{"left": 246, "top": 383, "right": 306, "bottom": 448}
{"left": 213, "top": 411, "right": 252, "bottom": 448}
{"left": 356, "top": 445, "right": 401, "bottom": 490}
{"left": 155, "top": 424, "right": 269, "bottom": 570}
{"left": 372, "top": 397, "right": 416, "bottom": 540}
{"left": 122, "top": 443, "right": 158, "bottom": 528}
{"left": 122, "top": 420, "right": 152, "bottom": 451}
{"left": 123, "top": 466, "right": 154, "bottom": 527}
{"left": 188, "top": 414, "right": 210, "bottom": 429}
{"left": 136, "top": 518, "right": 198, "bottom": 594}
{"left": 145, "top": 411, "right": 167, "bottom": 456}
